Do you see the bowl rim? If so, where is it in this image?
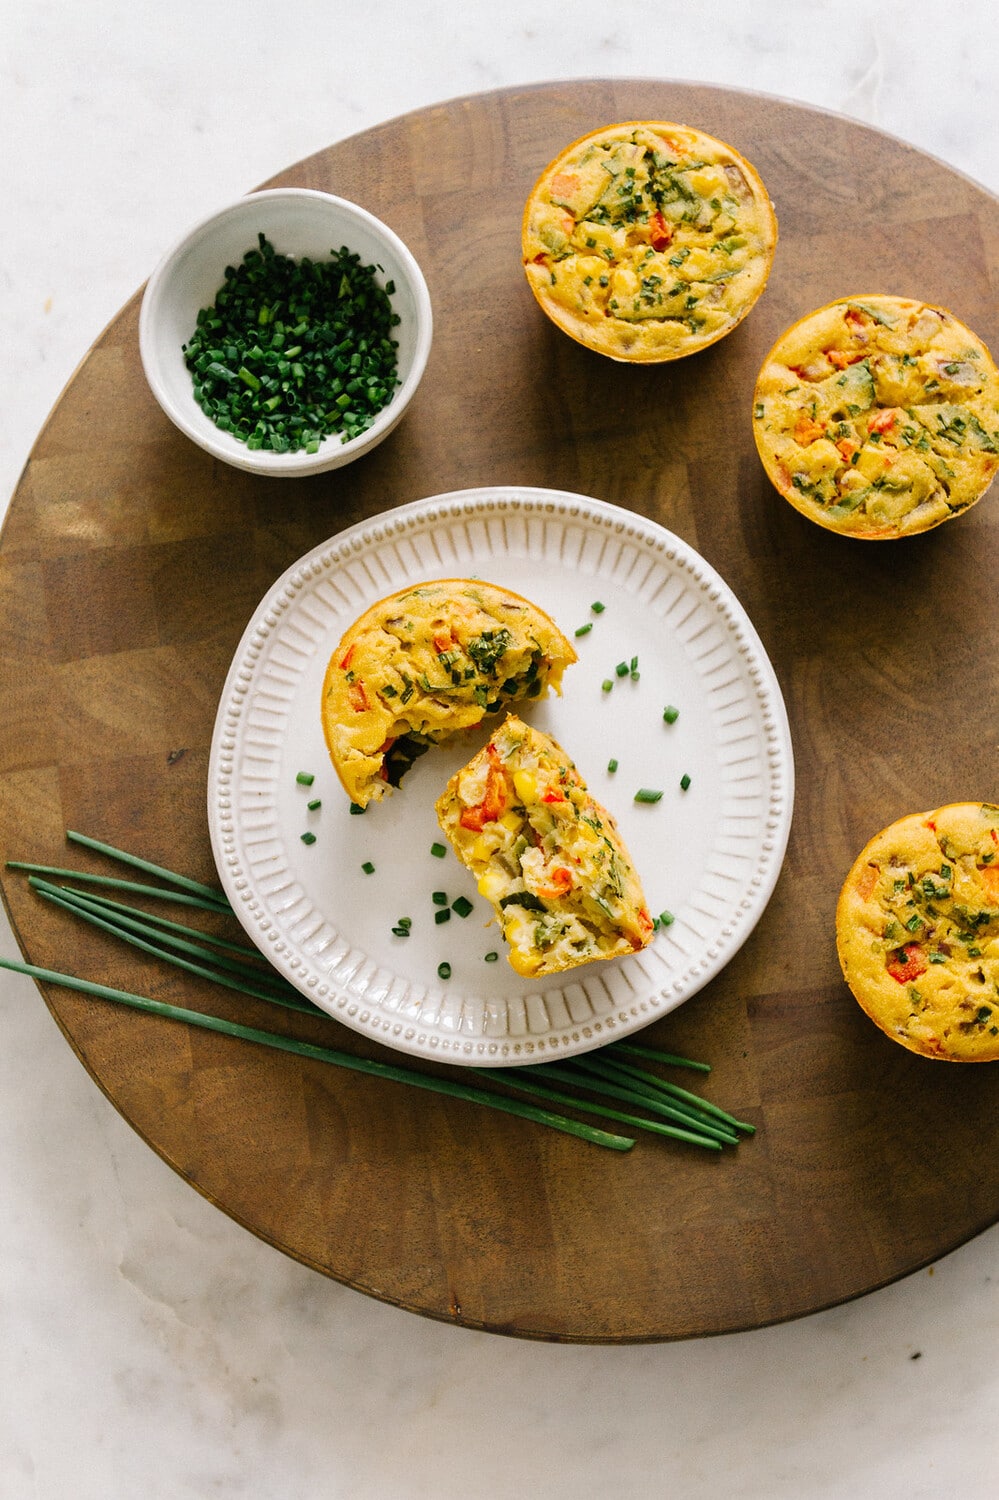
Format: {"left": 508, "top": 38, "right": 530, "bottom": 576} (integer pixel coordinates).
{"left": 138, "top": 186, "right": 433, "bottom": 476}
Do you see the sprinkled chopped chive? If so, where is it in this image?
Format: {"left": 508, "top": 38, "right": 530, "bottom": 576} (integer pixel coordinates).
{"left": 659, "top": 910, "right": 675, "bottom": 927}
{"left": 391, "top": 924, "right": 410, "bottom": 937}
{"left": 182, "top": 234, "right": 400, "bottom": 454}
{"left": 575, "top": 622, "right": 593, "bottom": 637}
{"left": 361, "top": 861, "right": 375, "bottom": 874}
{"left": 905, "top": 914, "right": 923, "bottom": 932}
{"left": 349, "top": 803, "right": 366, "bottom": 816}
{"left": 602, "top": 679, "right": 614, "bottom": 693}
{"left": 435, "top": 908, "right": 451, "bottom": 924}
{"left": 438, "top": 961, "right": 452, "bottom": 980}
{"left": 591, "top": 601, "right": 605, "bottom": 614}
{"left": 663, "top": 705, "right": 679, "bottom": 724}
{"left": 634, "top": 788, "right": 663, "bottom": 804}
{"left": 295, "top": 772, "right": 315, "bottom": 786}
{"left": 430, "top": 842, "right": 447, "bottom": 858}
{"left": 630, "top": 656, "right": 639, "bottom": 678}
{"left": 680, "top": 773, "right": 692, "bottom": 791}
{"left": 432, "top": 891, "right": 449, "bottom": 905}
{"left": 607, "top": 759, "right": 618, "bottom": 773}
{"left": 301, "top": 831, "right": 317, "bottom": 845}
{"left": 452, "top": 895, "right": 474, "bottom": 918}
{"left": 615, "top": 662, "right": 629, "bottom": 677}
{"left": 307, "top": 798, "right": 322, "bottom": 810}
{"left": 484, "top": 951, "right": 499, "bottom": 962}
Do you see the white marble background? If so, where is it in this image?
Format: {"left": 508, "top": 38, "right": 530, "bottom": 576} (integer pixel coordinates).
{"left": 2, "top": 2, "right": 997, "bottom": 1495}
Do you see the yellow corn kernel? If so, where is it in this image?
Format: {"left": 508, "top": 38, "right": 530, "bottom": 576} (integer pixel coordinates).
{"left": 513, "top": 769, "right": 538, "bottom": 805}
{"left": 688, "top": 167, "right": 726, "bottom": 199}
{"left": 477, "top": 869, "right": 508, "bottom": 902}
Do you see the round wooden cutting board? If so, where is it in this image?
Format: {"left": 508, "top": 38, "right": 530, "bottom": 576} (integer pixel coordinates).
{"left": 2, "top": 81, "right": 998, "bottom": 1342}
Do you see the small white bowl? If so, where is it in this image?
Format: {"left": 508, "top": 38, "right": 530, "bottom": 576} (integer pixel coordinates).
{"left": 139, "top": 188, "right": 433, "bottom": 477}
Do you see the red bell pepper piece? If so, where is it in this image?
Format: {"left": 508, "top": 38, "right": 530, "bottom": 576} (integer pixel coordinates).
{"left": 886, "top": 943, "right": 927, "bottom": 984}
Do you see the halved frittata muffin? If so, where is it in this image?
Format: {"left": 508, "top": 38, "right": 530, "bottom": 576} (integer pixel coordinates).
{"left": 436, "top": 714, "right": 654, "bottom": 977}
{"left": 836, "top": 802, "right": 999, "bottom": 1061}
{"left": 321, "top": 580, "right": 576, "bottom": 807}
{"left": 522, "top": 120, "right": 777, "bottom": 362}
{"left": 753, "top": 295, "right": 999, "bottom": 537}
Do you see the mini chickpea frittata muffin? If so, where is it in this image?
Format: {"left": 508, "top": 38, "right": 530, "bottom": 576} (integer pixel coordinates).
{"left": 836, "top": 802, "right": 999, "bottom": 1061}
{"left": 436, "top": 715, "right": 654, "bottom": 977}
{"left": 321, "top": 580, "right": 576, "bottom": 807}
{"left": 522, "top": 120, "right": 777, "bottom": 362}
{"left": 753, "top": 295, "right": 999, "bottom": 537}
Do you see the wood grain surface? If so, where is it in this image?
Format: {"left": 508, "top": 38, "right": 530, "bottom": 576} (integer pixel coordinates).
{"left": 2, "top": 81, "right": 998, "bottom": 1342}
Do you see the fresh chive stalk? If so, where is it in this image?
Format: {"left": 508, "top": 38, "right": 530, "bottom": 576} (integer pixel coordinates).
{"left": 7, "top": 837, "right": 748, "bottom": 1157}
{"left": 0, "top": 955, "right": 633, "bottom": 1151}
{"left": 475, "top": 1069, "right": 722, "bottom": 1150}
{"left": 28, "top": 877, "right": 321, "bottom": 1016}
{"left": 586, "top": 1052, "right": 754, "bottom": 1134}
{"left": 526, "top": 1057, "right": 738, "bottom": 1145}
{"left": 4, "top": 862, "right": 231, "bottom": 915}
{"left": 564, "top": 1056, "right": 741, "bottom": 1144}
{"left": 609, "top": 1041, "right": 710, "bottom": 1073}
{"left": 65, "top": 830, "right": 227, "bottom": 905}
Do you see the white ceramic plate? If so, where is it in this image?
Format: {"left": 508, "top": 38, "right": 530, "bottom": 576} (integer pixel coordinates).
{"left": 208, "top": 487, "right": 794, "bottom": 1066}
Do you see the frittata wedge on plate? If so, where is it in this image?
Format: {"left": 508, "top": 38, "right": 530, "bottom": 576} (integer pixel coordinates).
{"left": 321, "top": 579, "right": 576, "bottom": 807}
{"left": 436, "top": 714, "right": 654, "bottom": 976}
